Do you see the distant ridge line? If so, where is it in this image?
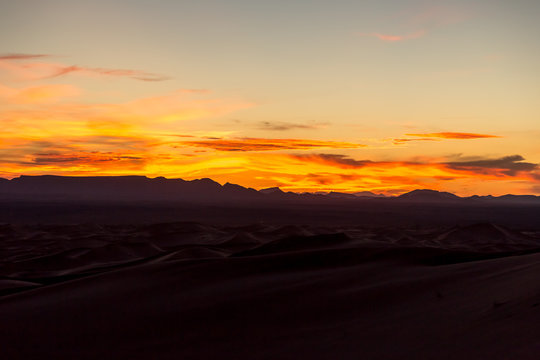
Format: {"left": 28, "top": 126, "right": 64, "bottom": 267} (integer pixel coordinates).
{"left": 0, "top": 175, "right": 538, "bottom": 204}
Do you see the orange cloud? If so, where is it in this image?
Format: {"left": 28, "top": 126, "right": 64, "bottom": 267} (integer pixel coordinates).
{"left": 289, "top": 153, "right": 539, "bottom": 181}
{"left": 0, "top": 84, "right": 80, "bottom": 104}
{"left": 32, "top": 151, "right": 145, "bottom": 165}
{"left": 0, "top": 133, "right": 168, "bottom": 176}
{"left": 1, "top": 51, "right": 534, "bottom": 196}
{"left": 268, "top": 152, "right": 539, "bottom": 195}
{"left": 123, "top": 90, "right": 251, "bottom": 123}
{"left": 392, "top": 138, "right": 438, "bottom": 145}
{"left": 0, "top": 89, "right": 251, "bottom": 138}
{"left": 0, "top": 135, "right": 157, "bottom": 157}
{"left": 1, "top": 136, "right": 538, "bottom": 195}
{"left": 0, "top": 67, "right": 253, "bottom": 177}
{"left": 289, "top": 154, "right": 378, "bottom": 168}
{"left": 180, "top": 138, "right": 364, "bottom": 152}
{"left": 203, "top": 151, "right": 540, "bottom": 195}
{"left": 405, "top": 132, "right": 501, "bottom": 139}
{"left": 367, "top": 30, "right": 426, "bottom": 42}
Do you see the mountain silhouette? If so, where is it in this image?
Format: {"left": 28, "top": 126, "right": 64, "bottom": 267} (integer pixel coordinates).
{"left": 0, "top": 175, "right": 538, "bottom": 205}
{"left": 0, "top": 175, "right": 259, "bottom": 203}
{"left": 259, "top": 187, "right": 285, "bottom": 195}
{"left": 354, "top": 191, "right": 385, "bottom": 198}
{"left": 397, "top": 189, "right": 461, "bottom": 202}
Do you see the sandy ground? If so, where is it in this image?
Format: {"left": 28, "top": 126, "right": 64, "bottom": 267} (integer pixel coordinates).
{"left": 1, "top": 222, "right": 540, "bottom": 359}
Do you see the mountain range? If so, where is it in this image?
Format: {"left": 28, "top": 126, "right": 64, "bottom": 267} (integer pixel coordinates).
{"left": 0, "top": 175, "right": 538, "bottom": 204}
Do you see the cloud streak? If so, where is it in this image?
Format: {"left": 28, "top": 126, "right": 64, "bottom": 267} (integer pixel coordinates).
{"left": 290, "top": 153, "right": 539, "bottom": 180}
{"left": 392, "top": 138, "right": 438, "bottom": 145}
{"left": 180, "top": 138, "right": 364, "bottom": 152}
{"left": 0, "top": 54, "right": 169, "bottom": 82}
{"left": 47, "top": 65, "right": 171, "bottom": 82}
{"left": 406, "top": 132, "right": 501, "bottom": 140}
{"left": 363, "top": 30, "right": 426, "bottom": 42}
{"left": 0, "top": 53, "right": 50, "bottom": 60}
{"left": 290, "top": 154, "right": 375, "bottom": 168}
{"left": 31, "top": 152, "right": 145, "bottom": 166}
{"left": 445, "top": 155, "right": 537, "bottom": 176}
{"left": 256, "top": 121, "right": 327, "bottom": 131}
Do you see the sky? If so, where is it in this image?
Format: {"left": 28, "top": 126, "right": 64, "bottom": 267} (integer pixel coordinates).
{"left": 1, "top": 0, "right": 539, "bottom": 195}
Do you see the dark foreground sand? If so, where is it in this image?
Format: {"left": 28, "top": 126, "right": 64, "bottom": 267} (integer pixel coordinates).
{"left": 1, "top": 222, "right": 540, "bottom": 359}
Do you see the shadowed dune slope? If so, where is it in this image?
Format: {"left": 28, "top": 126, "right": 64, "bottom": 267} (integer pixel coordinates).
{"left": 1, "top": 222, "right": 540, "bottom": 359}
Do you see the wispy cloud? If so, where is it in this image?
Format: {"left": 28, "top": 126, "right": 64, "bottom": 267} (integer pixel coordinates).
{"left": 392, "top": 138, "right": 438, "bottom": 145}
{"left": 362, "top": 30, "right": 426, "bottom": 42}
{"left": 290, "top": 153, "right": 539, "bottom": 181}
{"left": 0, "top": 53, "right": 170, "bottom": 82}
{"left": 0, "top": 53, "right": 50, "bottom": 60}
{"left": 405, "top": 132, "right": 501, "bottom": 140}
{"left": 180, "top": 138, "right": 363, "bottom": 152}
{"left": 0, "top": 134, "right": 167, "bottom": 175}
{"left": 361, "top": 4, "right": 469, "bottom": 43}
{"left": 290, "top": 154, "right": 375, "bottom": 168}
{"left": 392, "top": 132, "right": 499, "bottom": 145}
{"left": 47, "top": 65, "right": 171, "bottom": 82}
{"left": 30, "top": 151, "right": 145, "bottom": 166}
{"left": 0, "top": 89, "right": 252, "bottom": 129}
{"left": 256, "top": 121, "right": 327, "bottom": 131}
{"left": 0, "top": 85, "right": 253, "bottom": 176}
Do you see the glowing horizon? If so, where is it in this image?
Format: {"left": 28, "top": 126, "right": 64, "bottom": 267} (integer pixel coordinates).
{"left": 1, "top": 0, "right": 539, "bottom": 196}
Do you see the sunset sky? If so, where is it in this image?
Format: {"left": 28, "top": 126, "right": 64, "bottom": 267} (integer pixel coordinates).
{"left": 1, "top": 0, "right": 539, "bottom": 195}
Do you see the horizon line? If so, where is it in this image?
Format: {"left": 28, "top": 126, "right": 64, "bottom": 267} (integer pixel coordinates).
{"left": 2, "top": 174, "right": 539, "bottom": 198}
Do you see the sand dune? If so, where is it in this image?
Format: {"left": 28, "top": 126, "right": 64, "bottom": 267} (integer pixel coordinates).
{"left": 1, "top": 222, "right": 540, "bottom": 359}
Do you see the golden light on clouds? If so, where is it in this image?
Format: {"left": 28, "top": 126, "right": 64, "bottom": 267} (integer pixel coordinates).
{"left": 0, "top": 50, "right": 538, "bottom": 196}
{"left": 0, "top": 84, "right": 80, "bottom": 104}
{"left": 405, "top": 132, "right": 501, "bottom": 140}
{"left": 180, "top": 138, "right": 364, "bottom": 152}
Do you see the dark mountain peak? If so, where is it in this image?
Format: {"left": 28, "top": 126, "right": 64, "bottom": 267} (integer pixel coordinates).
{"left": 186, "top": 178, "right": 222, "bottom": 192}
{"left": 1, "top": 176, "right": 538, "bottom": 206}
{"left": 497, "top": 194, "right": 539, "bottom": 202}
{"left": 398, "top": 189, "right": 460, "bottom": 201}
{"left": 260, "top": 187, "right": 284, "bottom": 195}
{"left": 326, "top": 191, "right": 358, "bottom": 199}
{"left": 223, "top": 182, "right": 252, "bottom": 192}
{"left": 190, "top": 177, "right": 220, "bottom": 186}
{"left": 466, "top": 194, "right": 539, "bottom": 204}
{"left": 354, "top": 191, "right": 385, "bottom": 198}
